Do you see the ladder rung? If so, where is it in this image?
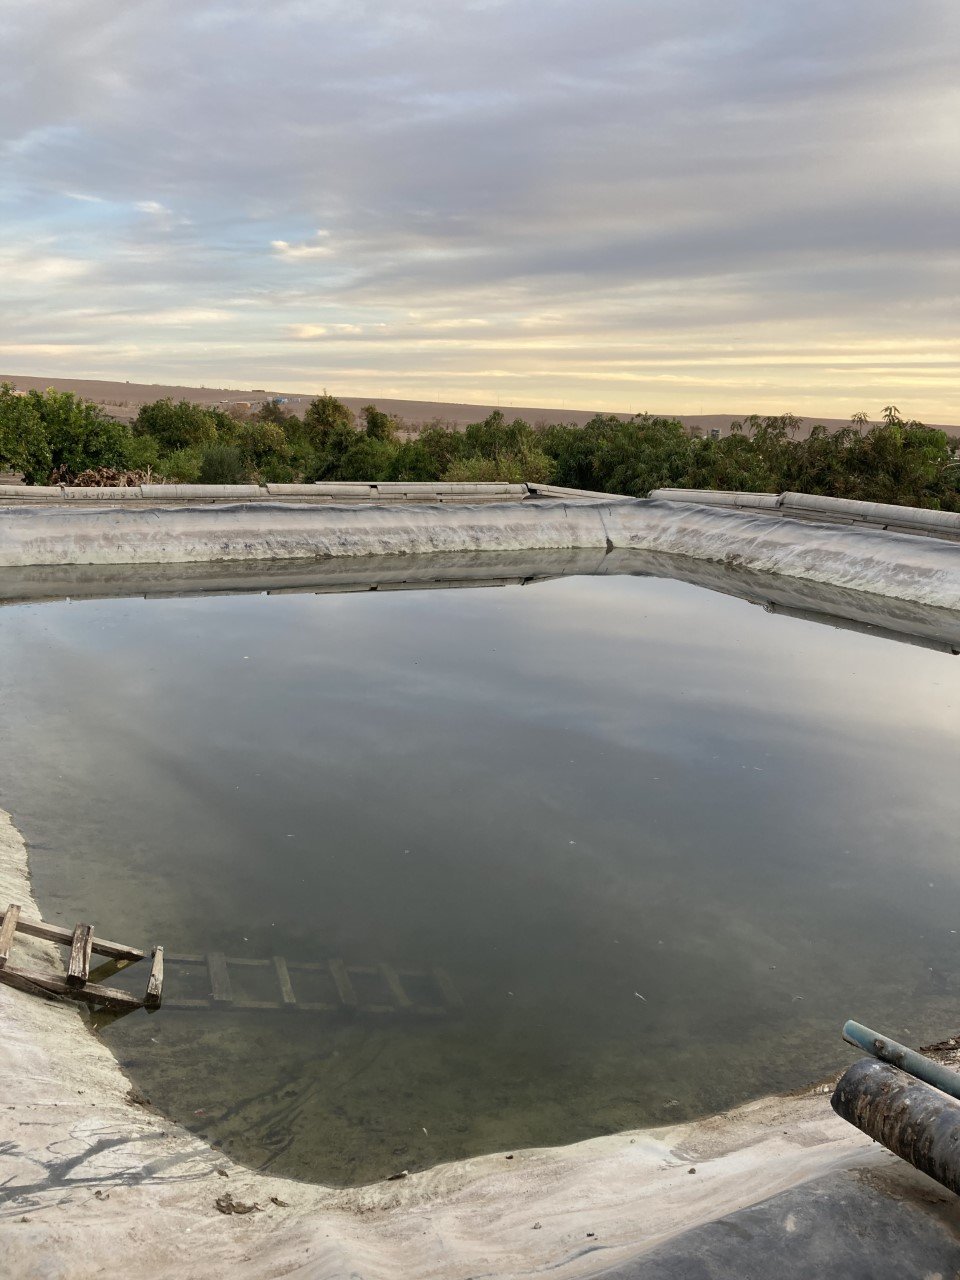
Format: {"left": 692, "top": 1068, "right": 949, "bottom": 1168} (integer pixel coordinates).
{"left": 0, "top": 904, "right": 21, "bottom": 970}
{"left": 272, "top": 955, "right": 296, "bottom": 1005}
{"left": 207, "top": 952, "right": 233, "bottom": 1003}
{"left": 67, "top": 923, "right": 94, "bottom": 988}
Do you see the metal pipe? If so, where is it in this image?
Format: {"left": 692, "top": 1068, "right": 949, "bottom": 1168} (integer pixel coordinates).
{"left": 832, "top": 1058, "right": 960, "bottom": 1195}
{"left": 842, "top": 1019, "right": 960, "bottom": 1102}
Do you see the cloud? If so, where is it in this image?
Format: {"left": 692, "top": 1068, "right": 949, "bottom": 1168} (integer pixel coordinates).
{"left": 0, "top": 244, "right": 90, "bottom": 285}
{"left": 271, "top": 232, "right": 334, "bottom": 260}
{"left": 136, "top": 307, "right": 234, "bottom": 326}
{"left": 288, "top": 324, "right": 328, "bottom": 339}
{"left": 0, "top": 0, "right": 957, "bottom": 417}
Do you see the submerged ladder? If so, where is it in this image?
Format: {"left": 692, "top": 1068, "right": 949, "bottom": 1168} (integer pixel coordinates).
{"left": 0, "top": 903, "right": 160, "bottom": 1012}
{"left": 0, "top": 904, "right": 463, "bottom": 1017}
{"left": 163, "top": 952, "right": 462, "bottom": 1015}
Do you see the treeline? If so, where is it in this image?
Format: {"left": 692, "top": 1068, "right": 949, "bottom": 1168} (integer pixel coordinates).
{"left": 1, "top": 384, "right": 958, "bottom": 510}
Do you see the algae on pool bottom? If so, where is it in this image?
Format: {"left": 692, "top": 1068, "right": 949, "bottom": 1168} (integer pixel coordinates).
{"left": 0, "top": 570, "right": 958, "bottom": 1184}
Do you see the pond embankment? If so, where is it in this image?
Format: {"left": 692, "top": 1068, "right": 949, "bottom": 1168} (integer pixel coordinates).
{"left": 1, "top": 492, "right": 959, "bottom": 610}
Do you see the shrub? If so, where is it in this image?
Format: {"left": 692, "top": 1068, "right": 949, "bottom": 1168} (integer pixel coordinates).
{"left": 155, "top": 447, "right": 203, "bottom": 482}
{"left": 198, "top": 444, "right": 247, "bottom": 484}
{"left": 123, "top": 433, "right": 160, "bottom": 473}
{"left": 444, "top": 446, "right": 554, "bottom": 484}
{"left": 385, "top": 440, "right": 447, "bottom": 482}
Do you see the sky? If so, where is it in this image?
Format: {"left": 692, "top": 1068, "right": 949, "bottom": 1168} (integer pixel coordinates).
{"left": 1, "top": 0, "right": 958, "bottom": 419}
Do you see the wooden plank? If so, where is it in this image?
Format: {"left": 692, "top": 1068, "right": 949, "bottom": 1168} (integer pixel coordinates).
{"left": 163, "top": 997, "right": 211, "bottom": 1009}
{"left": 272, "top": 956, "right": 296, "bottom": 1005}
{"left": 164, "top": 952, "right": 206, "bottom": 965}
{"left": 0, "top": 965, "right": 143, "bottom": 1011}
{"left": 433, "top": 967, "right": 464, "bottom": 1010}
{"left": 379, "top": 963, "right": 412, "bottom": 1010}
{"left": 0, "top": 904, "right": 20, "bottom": 970}
{"left": 223, "top": 956, "right": 271, "bottom": 967}
{"left": 207, "top": 952, "right": 233, "bottom": 1004}
{"left": 67, "top": 923, "right": 94, "bottom": 988}
{"left": 297, "top": 1001, "right": 337, "bottom": 1012}
{"left": 328, "top": 958, "right": 357, "bottom": 1009}
{"left": 0, "top": 908, "right": 143, "bottom": 961}
{"left": 233, "top": 999, "right": 282, "bottom": 1010}
{"left": 144, "top": 945, "right": 164, "bottom": 1009}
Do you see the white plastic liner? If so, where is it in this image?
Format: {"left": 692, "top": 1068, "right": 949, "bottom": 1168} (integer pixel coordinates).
{"left": 0, "top": 497, "right": 958, "bottom": 610}
{"left": 601, "top": 500, "right": 960, "bottom": 610}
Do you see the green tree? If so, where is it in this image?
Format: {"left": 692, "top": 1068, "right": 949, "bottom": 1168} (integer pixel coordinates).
{"left": 538, "top": 420, "right": 609, "bottom": 490}
{"left": 0, "top": 383, "right": 52, "bottom": 482}
{"left": 22, "top": 389, "right": 136, "bottom": 482}
{"left": 303, "top": 393, "right": 354, "bottom": 449}
{"left": 443, "top": 412, "right": 556, "bottom": 484}
{"left": 331, "top": 435, "right": 398, "bottom": 481}
{"left": 134, "top": 399, "right": 220, "bottom": 452}
{"left": 361, "top": 404, "right": 397, "bottom": 442}
{"left": 233, "top": 420, "right": 290, "bottom": 474}
{"left": 586, "top": 414, "right": 693, "bottom": 496}
{"left": 256, "top": 398, "right": 288, "bottom": 427}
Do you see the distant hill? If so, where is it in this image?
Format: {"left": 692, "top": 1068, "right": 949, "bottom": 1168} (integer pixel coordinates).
{"left": 2, "top": 373, "right": 957, "bottom": 438}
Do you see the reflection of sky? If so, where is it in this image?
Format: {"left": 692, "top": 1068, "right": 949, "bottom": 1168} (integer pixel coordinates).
{"left": 2, "top": 577, "right": 957, "bottom": 780}
{"left": 3, "top": 573, "right": 958, "bottom": 919}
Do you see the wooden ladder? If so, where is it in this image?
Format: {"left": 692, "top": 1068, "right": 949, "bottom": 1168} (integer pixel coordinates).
{"left": 0, "top": 904, "right": 464, "bottom": 1018}
{"left": 0, "top": 904, "right": 162, "bottom": 1012}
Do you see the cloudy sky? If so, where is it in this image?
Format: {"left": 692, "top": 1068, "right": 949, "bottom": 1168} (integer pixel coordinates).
{"left": 2, "top": 0, "right": 958, "bottom": 418}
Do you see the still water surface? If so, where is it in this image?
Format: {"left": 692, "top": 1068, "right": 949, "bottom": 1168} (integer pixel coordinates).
{"left": 0, "top": 572, "right": 958, "bottom": 1184}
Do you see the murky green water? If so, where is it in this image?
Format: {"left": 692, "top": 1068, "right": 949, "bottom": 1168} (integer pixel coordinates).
{"left": 1, "top": 570, "right": 959, "bottom": 1185}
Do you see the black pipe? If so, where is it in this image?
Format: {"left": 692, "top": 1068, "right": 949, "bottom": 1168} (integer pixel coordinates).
{"left": 832, "top": 1058, "right": 960, "bottom": 1195}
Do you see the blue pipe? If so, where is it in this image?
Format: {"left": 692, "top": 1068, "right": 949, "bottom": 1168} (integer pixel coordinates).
{"left": 842, "top": 1019, "right": 960, "bottom": 1102}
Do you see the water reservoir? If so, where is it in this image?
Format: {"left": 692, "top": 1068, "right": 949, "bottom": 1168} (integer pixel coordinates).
{"left": 0, "top": 559, "right": 957, "bottom": 1185}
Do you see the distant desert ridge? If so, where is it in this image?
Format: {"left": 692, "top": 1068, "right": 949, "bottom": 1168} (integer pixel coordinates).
{"left": 2, "top": 373, "right": 957, "bottom": 438}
